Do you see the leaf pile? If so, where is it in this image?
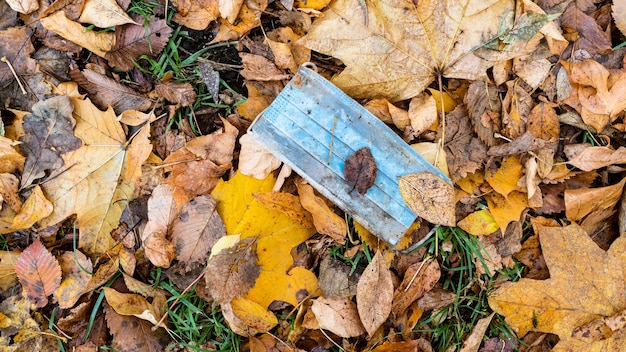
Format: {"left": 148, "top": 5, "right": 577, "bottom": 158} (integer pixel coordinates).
{"left": 2, "top": 0, "right": 626, "bottom": 351}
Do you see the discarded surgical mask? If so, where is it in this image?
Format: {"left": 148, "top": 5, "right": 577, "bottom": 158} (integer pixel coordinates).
{"left": 248, "top": 63, "right": 450, "bottom": 246}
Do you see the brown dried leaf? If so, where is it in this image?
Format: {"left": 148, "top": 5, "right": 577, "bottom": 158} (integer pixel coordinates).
{"left": 0, "top": 173, "right": 21, "bottom": 213}
{"left": 105, "top": 306, "right": 170, "bottom": 352}
{"left": 0, "top": 26, "right": 36, "bottom": 88}
{"left": 565, "top": 178, "right": 626, "bottom": 223}
{"left": 239, "top": 52, "right": 290, "bottom": 81}
{"left": 465, "top": 81, "right": 501, "bottom": 147}
{"left": 297, "top": 183, "right": 347, "bottom": 241}
{"left": 398, "top": 172, "right": 455, "bottom": 226}
{"left": 106, "top": 19, "right": 173, "bottom": 71}
{"left": 205, "top": 237, "right": 260, "bottom": 304}
{"left": 0, "top": 251, "right": 20, "bottom": 290}
{"left": 172, "top": 195, "right": 226, "bottom": 269}
{"left": 19, "top": 95, "right": 82, "bottom": 188}
{"left": 443, "top": 106, "right": 488, "bottom": 182}
{"left": 103, "top": 287, "right": 165, "bottom": 326}
{"left": 40, "top": 0, "right": 86, "bottom": 20}
{"left": 311, "top": 296, "right": 366, "bottom": 338}
{"left": 561, "top": 3, "right": 611, "bottom": 56}
{"left": 238, "top": 133, "right": 282, "bottom": 179}
{"left": 344, "top": 147, "right": 377, "bottom": 195}
{"left": 527, "top": 102, "right": 559, "bottom": 142}
{"left": 357, "top": 251, "right": 393, "bottom": 336}
{"left": 72, "top": 68, "right": 152, "bottom": 113}
{"left": 210, "top": 3, "right": 264, "bottom": 43}
{"left": 155, "top": 81, "right": 196, "bottom": 107}
{"left": 15, "top": 239, "right": 62, "bottom": 307}
{"left": 318, "top": 255, "right": 360, "bottom": 298}
{"left": 53, "top": 251, "right": 92, "bottom": 309}
{"left": 171, "top": 0, "right": 218, "bottom": 30}
{"left": 78, "top": 0, "right": 136, "bottom": 27}
{"left": 565, "top": 145, "right": 626, "bottom": 171}
{"left": 460, "top": 313, "right": 495, "bottom": 352}
{"left": 141, "top": 184, "right": 178, "bottom": 268}
{"left": 219, "top": 0, "right": 244, "bottom": 23}
{"left": 392, "top": 259, "right": 440, "bottom": 318}
{"left": 0, "top": 137, "right": 25, "bottom": 174}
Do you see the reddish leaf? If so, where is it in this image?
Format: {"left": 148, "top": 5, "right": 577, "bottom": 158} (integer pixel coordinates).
{"left": 344, "top": 147, "right": 377, "bottom": 195}
{"left": 15, "top": 239, "right": 62, "bottom": 307}
{"left": 105, "top": 18, "right": 173, "bottom": 71}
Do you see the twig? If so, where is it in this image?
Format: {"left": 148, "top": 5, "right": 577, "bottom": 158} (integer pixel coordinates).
{"left": 1, "top": 56, "right": 27, "bottom": 95}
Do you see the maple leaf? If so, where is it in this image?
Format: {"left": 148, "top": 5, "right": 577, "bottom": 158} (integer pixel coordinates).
{"left": 38, "top": 92, "right": 152, "bottom": 257}
{"left": 300, "top": 0, "right": 553, "bottom": 101}
{"left": 15, "top": 239, "right": 62, "bottom": 307}
{"left": 211, "top": 172, "right": 320, "bottom": 313}
{"left": 489, "top": 225, "right": 626, "bottom": 351}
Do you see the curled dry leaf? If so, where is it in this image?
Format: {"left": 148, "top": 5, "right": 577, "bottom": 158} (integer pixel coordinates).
{"left": 103, "top": 287, "right": 165, "bottom": 326}
{"left": 73, "top": 69, "right": 153, "bottom": 113}
{"left": 565, "top": 145, "right": 626, "bottom": 172}
{"left": 0, "top": 173, "right": 21, "bottom": 213}
{"left": 239, "top": 133, "right": 282, "bottom": 180}
{"left": 311, "top": 296, "right": 366, "bottom": 338}
{"left": 344, "top": 147, "right": 377, "bottom": 195}
{"left": 392, "top": 258, "right": 440, "bottom": 319}
{"left": 0, "top": 26, "right": 36, "bottom": 88}
{"left": 142, "top": 184, "right": 178, "bottom": 268}
{"left": 205, "top": 237, "right": 260, "bottom": 304}
{"left": 155, "top": 81, "right": 196, "bottom": 107}
{"left": 222, "top": 297, "right": 279, "bottom": 336}
{"left": 565, "top": 178, "right": 626, "bottom": 223}
{"left": 357, "top": 251, "right": 393, "bottom": 336}
{"left": 15, "top": 239, "right": 62, "bottom": 307}
{"left": 398, "top": 172, "right": 455, "bottom": 226}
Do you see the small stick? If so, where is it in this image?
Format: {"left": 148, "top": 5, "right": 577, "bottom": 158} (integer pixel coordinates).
{"left": 328, "top": 114, "right": 339, "bottom": 165}
{"left": 1, "top": 56, "right": 27, "bottom": 95}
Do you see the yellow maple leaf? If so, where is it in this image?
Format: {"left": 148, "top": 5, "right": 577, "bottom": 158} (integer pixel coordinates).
{"left": 211, "top": 172, "right": 320, "bottom": 310}
{"left": 489, "top": 225, "right": 626, "bottom": 351}
{"left": 38, "top": 96, "right": 152, "bottom": 257}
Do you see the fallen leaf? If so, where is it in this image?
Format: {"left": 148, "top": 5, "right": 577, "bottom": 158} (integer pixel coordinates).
{"left": 444, "top": 106, "right": 488, "bottom": 182}
{"left": 239, "top": 52, "right": 290, "bottom": 81}
{"left": 78, "top": 0, "right": 136, "bottom": 27}
{"left": 15, "top": 239, "right": 62, "bottom": 307}
{"left": 171, "top": 0, "right": 218, "bottom": 30}
{"left": 371, "top": 340, "right": 430, "bottom": 352}
{"left": 485, "top": 155, "right": 523, "bottom": 198}
{"left": 465, "top": 81, "right": 501, "bottom": 147}
{"left": 457, "top": 209, "right": 500, "bottom": 236}
{"left": 486, "top": 191, "right": 528, "bottom": 233}
{"left": 408, "top": 93, "right": 438, "bottom": 136}
{"left": 141, "top": 184, "right": 177, "bottom": 268}
{"left": 565, "top": 145, "right": 626, "bottom": 171}
{"left": 300, "top": 0, "right": 546, "bottom": 101}
{"left": 460, "top": 312, "right": 495, "bottom": 352}
{"left": 0, "top": 294, "right": 42, "bottom": 350}
{"left": 155, "top": 81, "right": 196, "bottom": 107}
{"left": 40, "top": 0, "right": 86, "bottom": 20}
{"left": 254, "top": 192, "right": 314, "bottom": 229}
{"left": 211, "top": 172, "right": 319, "bottom": 309}
{"left": 210, "top": 3, "right": 264, "bottom": 43}
{"left": 0, "top": 136, "right": 25, "bottom": 174}
{"left": 172, "top": 195, "right": 226, "bottom": 269}
{"left": 19, "top": 95, "right": 82, "bottom": 188}
{"left": 238, "top": 133, "right": 282, "bottom": 179}
{"left": 40, "top": 11, "right": 114, "bottom": 58}
{"left": 398, "top": 172, "right": 455, "bottom": 226}
{"left": 615, "top": 0, "right": 626, "bottom": 37}
{"left": 344, "top": 147, "right": 377, "bottom": 195}
{"left": 572, "top": 309, "right": 626, "bottom": 341}
{"left": 489, "top": 225, "right": 626, "bottom": 351}
{"left": 0, "top": 186, "right": 53, "bottom": 234}
{"left": 0, "top": 251, "right": 20, "bottom": 290}
{"left": 219, "top": 0, "right": 244, "bottom": 23}
{"left": 163, "top": 118, "right": 237, "bottom": 202}
{"left": 105, "top": 306, "right": 170, "bottom": 352}
{"left": 561, "top": 4, "right": 611, "bottom": 57}
{"left": 527, "top": 102, "right": 559, "bottom": 142}
{"left": 5, "top": 0, "right": 38, "bottom": 14}
{"left": 318, "top": 255, "right": 360, "bottom": 298}
{"left": 53, "top": 251, "right": 92, "bottom": 308}
{"left": 38, "top": 97, "right": 152, "bottom": 258}
{"left": 0, "top": 173, "right": 21, "bottom": 213}
{"left": 357, "top": 251, "right": 393, "bottom": 336}
{"left": 228, "top": 297, "right": 279, "bottom": 335}
{"left": 410, "top": 142, "right": 450, "bottom": 178}
{"left": 205, "top": 237, "right": 260, "bottom": 304}
{"left": 297, "top": 183, "right": 347, "bottom": 241}
{"left": 103, "top": 287, "right": 164, "bottom": 326}
{"left": 0, "top": 26, "right": 36, "bottom": 88}
{"left": 392, "top": 259, "right": 440, "bottom": 318}
{"left": 565, "top": 178, "right": 626, "bottom": 223}
{"left": 311, "top": 296, "right": 366, "bottom": 338}
{"left": 105, "top": 18, "right": 173, "bottom": 71}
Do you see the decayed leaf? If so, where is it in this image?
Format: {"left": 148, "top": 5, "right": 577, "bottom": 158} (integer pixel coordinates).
{"left": 0, "top": 294, "right": 42, "bottom": 350}
{"left": 40, "top": 11, "right": 114, "bottom": 58}
{"left": 357, "top": 251, "right": 393, "bottom": 336}
{"left": 0, "top": 186, "right": 52, "bottom": 234}
{"left": 301, "top": 0, "right": 550, "bottom": 101}
{"left": 210, "top": 3, "right": 265, "bottom": 43}
{"left": 103, "top": 287, "right": 165, "bottom": 326}
{"left": 444, "top": 106, "right": 488, "bottom": 182}
{"left": 141, "top": 184, "right": 177, "bottom": 268}
{"left": 391, "top": 259, "right": 440, "bottom": 318}
{"left": 78, "top": 0, "right": 136, "bottom": 27}
{"left": 565, "top": 178, "right": 626, "bottom": 223}
{"left": 0, "top": 251, "right": 20, "bottom": 290}
{"left": 311, "top": 296, "right": 366, "bottom": 338}
{"left": 105, "top": 306, "right": 170, "bottom": 352}
{"left": 53, "top": 251, "right": 92, "bottom": 308}
{"left": 565, "top": 145, "right": 626, "bottom": 171}
{"left": 408, "top": 93, "right": 438, "bottom": 136}
{"left": 0, "top": 136, "right": 25, "bottom": 174}
{"left": 238, "top": 133, "right": 282, "bottom": 179}
{"left": 172, "top": 195, "right": 226, "bottom": 268}
{"left": 38, "top": 97, "right": 152, "bottom": 258}
{"left": 211, "top": 172, "right": 319, "bottom": 309}
{"left": 489, "top": 225, "right": 626, "bottom": 351}
{"left": 239, "top": 52, "right": 290, "bottom": 81}
{"left": 318, "top": 255, "right": 360, "bottom": 298}
{"left": 205, "top": 237, "right": 260, "bottom": 304}
{"left": 0, "top": 173, "right": 21, "bottom": 213}
{"left": 297, "top": 183, "right": 347, "bottom": 241}
{"left": 154, "top": 81, "right": 196, "bottom": 107}
{"left": 15, "top": 239, "right": 62, "bottom": 307}
{"left": 0, "top": 26, "right": 36, "bottom": 88}
{"left": 344, "top": 147, "right": 377, "bottom": 195}
{"left": 106, "top": 19, "right": 173, "bottom": 70}
{"left": 19, "top": 95, "right": 82, "bottom": 188}
{"left": 398, "top": 172, "right": 455, "bottom": 226}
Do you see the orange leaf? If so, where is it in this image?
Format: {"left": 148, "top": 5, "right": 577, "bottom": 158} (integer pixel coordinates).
{"left": 297, "top": 183, "right": 347, "bottom": 241}
{"left": 15, "top": 239, "right": 61, "bottom": 307}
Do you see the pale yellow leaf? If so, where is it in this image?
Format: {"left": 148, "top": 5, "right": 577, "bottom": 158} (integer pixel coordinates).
{"left": 40, "top": 11, "right": 114, "bottom": 58}
{"left": 79, "top": 0, "right": 137, "bottom": 27}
